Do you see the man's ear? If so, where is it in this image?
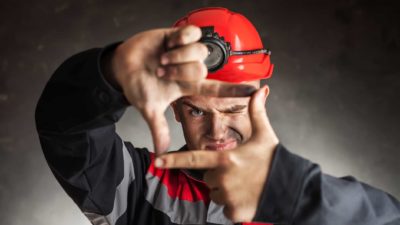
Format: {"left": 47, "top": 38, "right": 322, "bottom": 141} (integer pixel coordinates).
{"left": 170, "top": 101, "right": 181, "bottom": 123}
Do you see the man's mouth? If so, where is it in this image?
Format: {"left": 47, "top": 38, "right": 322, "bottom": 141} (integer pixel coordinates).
{"left": 205, "top": 140, "right": 237, "bottom": 151}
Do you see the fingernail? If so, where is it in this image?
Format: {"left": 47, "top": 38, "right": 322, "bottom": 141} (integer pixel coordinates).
{"left": 161, "top": 55, "right": 169, "bottom": 65}
{"left": 156, "top": 67, "right": 166, "bottom": 77}
{"left": 155, "top": 158, "right": 165, "bottom": 168}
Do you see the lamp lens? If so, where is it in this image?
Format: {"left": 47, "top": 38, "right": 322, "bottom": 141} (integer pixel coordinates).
{"left": 204, "top": 42, "right": 225, "bottom": 71}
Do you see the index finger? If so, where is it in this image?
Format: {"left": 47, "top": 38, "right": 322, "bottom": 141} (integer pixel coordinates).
{"left": 180, "top": 80, "right": 257, "bottom": 98}
{"left": 155, "top": 150, "right": 221, "bottom": 169}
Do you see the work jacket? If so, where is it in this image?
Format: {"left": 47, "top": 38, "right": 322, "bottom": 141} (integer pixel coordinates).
{"left": 35, "top": 44, "right": 400, "bottom": 225}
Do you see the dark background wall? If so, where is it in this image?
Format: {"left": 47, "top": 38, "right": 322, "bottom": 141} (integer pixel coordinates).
{"left": 1, "top": 0, "right": 399, "bottom": 224}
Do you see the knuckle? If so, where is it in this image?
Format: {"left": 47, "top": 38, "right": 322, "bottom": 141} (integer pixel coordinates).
{"left": 169, "top": 156, "right": 176, "bottom": 167}
{"left": 192, "top": 61, "right": 206, "bottom": 79}
{"left": 187, "top": 152, "right": 198, "bottom": 167}
{"left": 198, "top": 43, "right": 209, "bottom": 59}
{"left": 181, "top": 25, "right": 198, "bottom": 43}
{"left": 166, "top": 66, "right": 178, "bottom": 77}
{"left": 199, "top": 62, "right": 208, "bottom": 78}
{"left": 177, "top": 35, "right": 186, "bottom": 45}
{"left": 177, "top": 30, "right": 189, "bottom": 45}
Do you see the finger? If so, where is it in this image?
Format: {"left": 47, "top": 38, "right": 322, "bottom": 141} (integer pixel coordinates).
{"left": 160, "top": 42, "right": 208, "bottom": 65}
{"left": 142, "top": 109, "right": 170, "bottom": 155}
{"left": 166, "top": 25, "right": 202, "bottom": 49}
{"left": 157, "top": 61, "right": 207, "bottom": 81}
{"left": 249, "top": 85, "right": 270, "bottom": 135}
{"left": 155, "top": 150, "right": 221, "bottom": 169}
{"left": 180, "top": 80, "right": 257, "bottom": 98}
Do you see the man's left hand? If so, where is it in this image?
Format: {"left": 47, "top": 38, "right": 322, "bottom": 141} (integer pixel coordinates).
{"left": 155, "top": 86, "right": 279, "bottom": 223}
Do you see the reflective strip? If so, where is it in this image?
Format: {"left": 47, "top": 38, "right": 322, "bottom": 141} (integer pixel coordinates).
{"left": 84, "top": 141, "right": 135, "bottom": 225}
{"left": 84, "top": 212, "right": 110, "bottom": 225}
{"left": 145, "top": 172, "right": 208, "bottom": 224}
{"left": 207, "top": 201, "right": 233, "bottom": 225}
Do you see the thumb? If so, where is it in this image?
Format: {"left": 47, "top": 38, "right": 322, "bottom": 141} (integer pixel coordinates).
{"left": 249, "top": 85, "right": 270, "bottom": 137}
{"left": 142, "top": 109, "right": 170, "bottom": 155}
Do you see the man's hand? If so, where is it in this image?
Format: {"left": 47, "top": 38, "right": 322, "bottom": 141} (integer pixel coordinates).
{"left": 154, "top": 86, "right": 279, "bottom": 223}
{"left": 107, "top": 25, "right": 256, "bottom": 154}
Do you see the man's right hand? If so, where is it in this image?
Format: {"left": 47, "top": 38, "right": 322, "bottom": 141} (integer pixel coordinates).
{"left": 105, "top": 25, "right": 256, "bottom": 155}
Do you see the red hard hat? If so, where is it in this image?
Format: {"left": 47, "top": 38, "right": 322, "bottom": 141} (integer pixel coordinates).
{"left": 173, "top": 7, "right": 274, "bottom": 83}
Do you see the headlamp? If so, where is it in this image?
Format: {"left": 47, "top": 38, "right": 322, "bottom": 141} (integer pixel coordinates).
{"left": 200, "top": 26, "right": 271, "bottom": 72}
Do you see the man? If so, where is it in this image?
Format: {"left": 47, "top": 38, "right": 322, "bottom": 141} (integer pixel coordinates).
{"left": 35, "top": 7, "right": 400, "bottom": 225}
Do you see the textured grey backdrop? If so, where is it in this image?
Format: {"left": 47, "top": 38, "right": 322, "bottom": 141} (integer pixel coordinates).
{"left": 0, "top": 0, "right": 399, "bottom": 224}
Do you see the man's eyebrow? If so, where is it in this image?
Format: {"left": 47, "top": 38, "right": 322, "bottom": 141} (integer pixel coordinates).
{"left": 181, "top": 100, "right": 206, "bottom": 111}
{"left": 224, "top": 105, "right": 247, "bottom": 112}
{"left": 181, "top": 100, "right": 246, "bottom": 113}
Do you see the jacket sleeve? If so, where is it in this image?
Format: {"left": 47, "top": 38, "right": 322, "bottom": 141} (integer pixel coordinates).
{"left": 253, "top": 144, "right": 400, "bottom": 225}
{"left": 35, "top": 44, "right": 151, "bottom": 225}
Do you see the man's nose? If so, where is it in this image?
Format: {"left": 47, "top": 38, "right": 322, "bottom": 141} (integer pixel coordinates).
{"left": 206, "top": 114, "right": 228, "bottom": 141}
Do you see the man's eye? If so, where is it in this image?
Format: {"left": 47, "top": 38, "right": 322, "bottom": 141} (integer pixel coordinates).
{"left": 190, "top": 109, "right": 204, "bottom": 117}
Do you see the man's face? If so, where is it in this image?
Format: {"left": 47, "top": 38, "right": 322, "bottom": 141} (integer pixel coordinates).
{"left": 172, "top": 81, "right": 260, "bottom": 151}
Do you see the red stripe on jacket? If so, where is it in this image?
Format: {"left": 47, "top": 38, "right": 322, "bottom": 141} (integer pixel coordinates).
{"left": 148, "top": 153, "right": 210, "bottom": 203}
